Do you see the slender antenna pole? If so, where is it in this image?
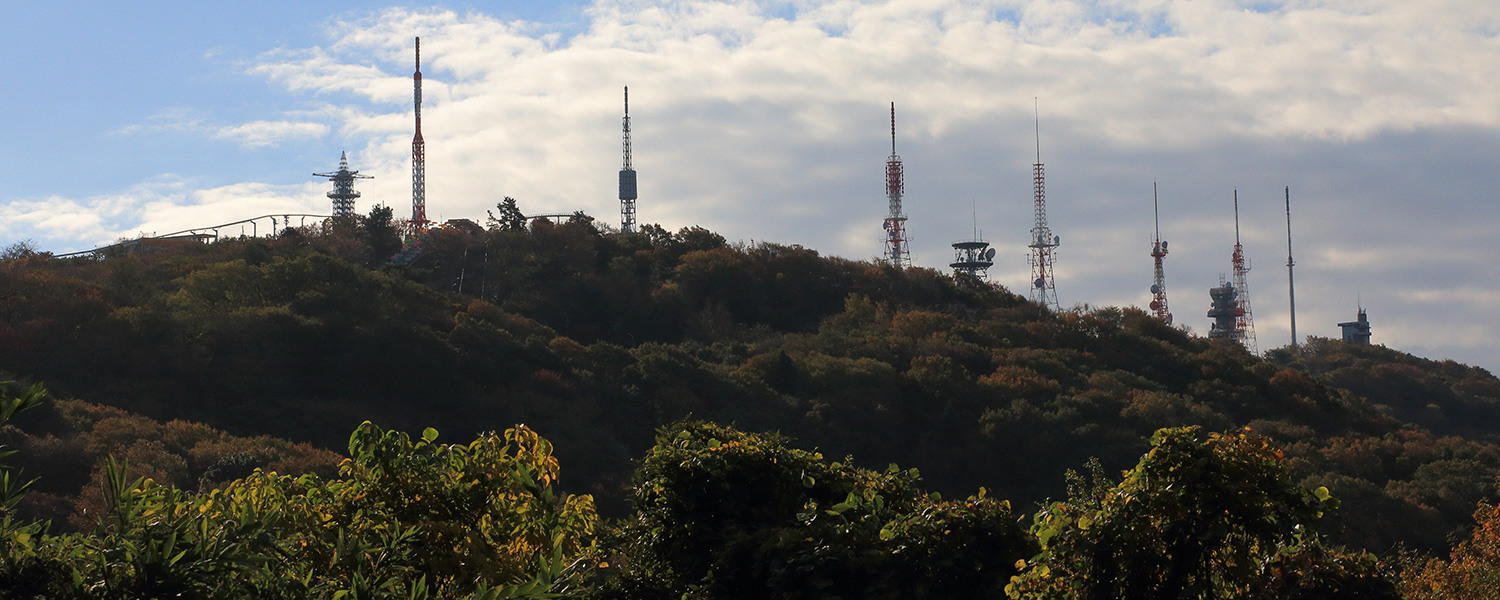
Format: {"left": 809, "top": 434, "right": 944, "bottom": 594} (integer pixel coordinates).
{"left": 1153, "top": 181, "right": 1160, "bottom": 240}
{"left": 1034, "top": 97, "right": 1041, "bottom": 163}
{"left": 1286, "top": 186, "right": 1297, "bottom": 350}
{"left": 1233, "top": 189, "right": 1240, "bottom": 245}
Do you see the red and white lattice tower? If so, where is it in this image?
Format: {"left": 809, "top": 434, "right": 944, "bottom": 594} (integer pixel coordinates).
{"left": 411, "top": 37, "right": 429, "bottom": 232}
{"left": 1027, "top": 106, "right": 1060, "bottom": 310}
{"left": 882, "top": 102, "right": 911, "bottom": 267}
{"left": 1231, "top": 190, "right": 1258, "bottom": 353}
{"left": 1149, "top": 182, "right": 1172, "bottom": 323}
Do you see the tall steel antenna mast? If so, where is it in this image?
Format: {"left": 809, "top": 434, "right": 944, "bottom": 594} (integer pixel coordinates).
{"left": 619, "top": 86, "right": 638, "bottom": 233}
{"left": 1285, "top": 186, "right": 1297, "bottom": 350}
{"left": 1027, "top": 99, "right": 1061, "bottom": 310}
{"left": 1231, "top": 190, "right": 1258, "bottom": 353}
{"left": 411, "top": 37, "right": 429, "bottom": 232}
{"left": 1149, "top": 181, "right": 1171, "bottom": 323}
{"left": 314, "top": 151, "right": 372, "bottom": 217}
{"left": 882, "top": 102, "right": 911, "bottom": 267}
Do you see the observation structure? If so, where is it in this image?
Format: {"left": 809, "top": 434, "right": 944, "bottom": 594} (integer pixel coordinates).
{"left": 1148, "top": 182, "right": 1171, "bottom": 323}
{"left": 313, "top": 152, "right": 371, "bottom": 218}
{"left": 951, "top": 240, "right": 995, "bottom": 280}
{"left": 1339, "top": 308, "right": 1372, "bottom": 344}
{"left": 1027, "top": 102, "right": 1061, "bottom": 310}
{"left": 411, "top": 37, "right": 429, "bottom": 232}
{"left": 1207, "top": 277, "right": 1239, "bottom": 341}
{"left": 882, "top": 102, "right": 911, "bottom": 267}
{"left": 619, "top": 86, "right": 638, "bottom": 233}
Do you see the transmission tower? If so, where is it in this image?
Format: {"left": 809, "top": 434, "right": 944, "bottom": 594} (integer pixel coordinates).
{"left": 1027, "top": 102, "right": 1060, "bottom": 310}
{"left": 1231, "top": 190, "right": 1258, "bottom": 353}
{"left": 619, "top": 86, "right": 638, "bottom": 233}
{"left": 411, "top": 37, "right": 429, "bottom": 232}
{"left": 882, "top": 102, "right": 911, "bottom": 267}
{"left": 313, "top": 151, "right": 371, "bottom": 217}
{"left": 1149, "top": 182, "right": 1171, "bottom": 323}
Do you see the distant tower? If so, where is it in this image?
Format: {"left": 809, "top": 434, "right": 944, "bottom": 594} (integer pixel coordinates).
{"left": 951, "top": 205, "right": 995, "bottom": 279}
{"left": 1230, "top": 190, "right": 1258, "bottom": 353}
{"left": 619, "top": 86, "right": 638, "bottom": 233}
{"left": 1338, "top": 307, "right": 1372, "bottom": 344}
{"left": 882, "top": 102, "right": 911, "bottom": 267}
{"left": 1027, "top": 102, "right": 1061, "bottom": 310}
{"left": 411, "top": 37, "right": 429, "bottom": 231}
{"left": 1207, "top": 277, "right": 1238, "bottom": 340}
{"left": 1285, "top": 186, "right": 1298, "bottom": 350}
{"left": 313, "top": 151, "right": 371, "bottom": 217}
{"left": 1149, "top": 182, "right": 1172, "bottom": 323}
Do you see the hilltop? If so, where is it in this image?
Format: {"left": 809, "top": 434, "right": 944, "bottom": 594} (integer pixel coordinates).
{"left": 1, "top": 207, "right": 1497, "bottom": 555}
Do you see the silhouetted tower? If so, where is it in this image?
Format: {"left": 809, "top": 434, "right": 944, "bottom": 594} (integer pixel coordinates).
{"left": 883, "top": 102, "right": 911, "bottom": 267}
{"left": 951, "top": 204, "right": 995, "bottom": 280}
{"left": 1338, "top": 307, "right": 1371, "bottom": 344}
{"left": 1230, "top": 190, "right": 1258, "bottom": 353}
{"left": 1149, "top": 182, "right": 1171, "bottom": 323}
{"left": 313, "top": 151, "right": 372, "bottom": 217}
{"left": 411, "top": 37, "right": 429, "bottom": 231}
{"left": 1207, "top": 277, "right": 1238, "bottom": 340}
{"left": 1285, "top": 186, "right": 1298, "bottom": 350}
{"left": 619, "top": 86, "right": 638, "bottom": 234}
{"left": 1027, "top": 102, "right": 1060, "bottom": 310}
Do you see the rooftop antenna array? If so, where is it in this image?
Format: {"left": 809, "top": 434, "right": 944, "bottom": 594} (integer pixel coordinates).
{"left": 951, "top": 199, "right": 996, "bottom": 280}
{"left": 1231, "top": 190, "right": 1258, "bottom": 353}
{"left": 619, "top": 86, "right": 638, "bottom": 233}
{"left": 1149, "top": 181, "right": 1171, "bottom": 323}
{"left": 313, "top": 151, "right": 372, "bottom": 217}
{"left": 411, "top": 37, "right": 429, "bottom": 232}
{"left": 1285, "top": 186, "right": 1297, "bottom": 350}
{"left": 1027, "top": 99, "right": 1061, "bottom": 310}
{"left": 882, "top": 102, "right": 911, "bottom": 267}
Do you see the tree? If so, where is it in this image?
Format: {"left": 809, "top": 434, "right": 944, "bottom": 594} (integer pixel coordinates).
{"left": 0, "top": 419, "right": 597, "bottom": 598}
{"left": 488, "top": 197, "right": 528, "bottom": 232}
{"left": 1007, "top": 426, "right": 1397, "bottom": 600}
{"left": 599, "top": 421, "right": 1035, "bottom": 599}
{"left": 362, "top": 205, "right": 403, "bottom": 261}
{"left": 1401, "top": 498, "right": 1500, "bottom": 599}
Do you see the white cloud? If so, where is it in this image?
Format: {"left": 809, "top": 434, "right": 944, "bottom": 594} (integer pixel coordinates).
{"left": 213, "top": 120, "right": 330, "bottom": 148}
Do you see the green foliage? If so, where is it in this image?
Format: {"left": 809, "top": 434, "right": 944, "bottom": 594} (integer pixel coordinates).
{"left": 0, "top": 421, "right": 597, "bottom": 599}
{"left": 1007, "top": 427, "right": 1396, "bottom": 600}
{"left": 600, "top": 421, "right": 1035, "bottom": 599}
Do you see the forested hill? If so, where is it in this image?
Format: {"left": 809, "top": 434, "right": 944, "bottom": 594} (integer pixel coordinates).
{"left": 1, "top": 208, "right": 1497, "bottom": 555}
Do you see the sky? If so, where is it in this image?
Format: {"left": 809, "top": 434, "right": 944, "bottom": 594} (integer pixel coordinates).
{"left": 2, "top": 0, "right": 1498, "bottom": 372}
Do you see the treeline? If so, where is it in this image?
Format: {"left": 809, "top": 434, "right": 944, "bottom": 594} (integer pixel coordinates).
{"left": 7, "top": 386, "right": 1499, "bottom": 598}
{"left": 0, "top": 205, "right": 1498, "bottom": 559}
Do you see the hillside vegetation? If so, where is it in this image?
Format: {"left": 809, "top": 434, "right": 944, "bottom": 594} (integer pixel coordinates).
{"left": 1, "top": 206, "right": 1498, "bottom": 562}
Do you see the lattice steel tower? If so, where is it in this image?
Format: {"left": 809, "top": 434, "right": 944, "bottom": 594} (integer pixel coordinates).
{"left": 882, "top": 102, "right": 911, "bottom": 267}
{"left": 619, "top": 86, "right": 638, "bottom": 233}
{"left": 1027, "top": 104, "right": 1061, "bottom": 310}
{"left": 314, "top": 151, "right": 371, "bottom": 217}
{"left": 1149, "top": 182, "right": 1172, "bottom": 323}
{"left": 1231, "top": 190, "right": 1258, "bottom": 353}
{"left": 411, "top": 37, "right": 429, "bottom": 231}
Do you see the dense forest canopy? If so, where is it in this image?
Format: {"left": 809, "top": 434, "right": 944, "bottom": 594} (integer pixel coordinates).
{"left": 1, "top": 205, "right": 1499, "bottom": 597}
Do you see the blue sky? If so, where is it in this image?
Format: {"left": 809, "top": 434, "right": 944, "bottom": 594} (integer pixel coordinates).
{"left": 3, "top": 0, "right": 1499, "bottom": 372}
